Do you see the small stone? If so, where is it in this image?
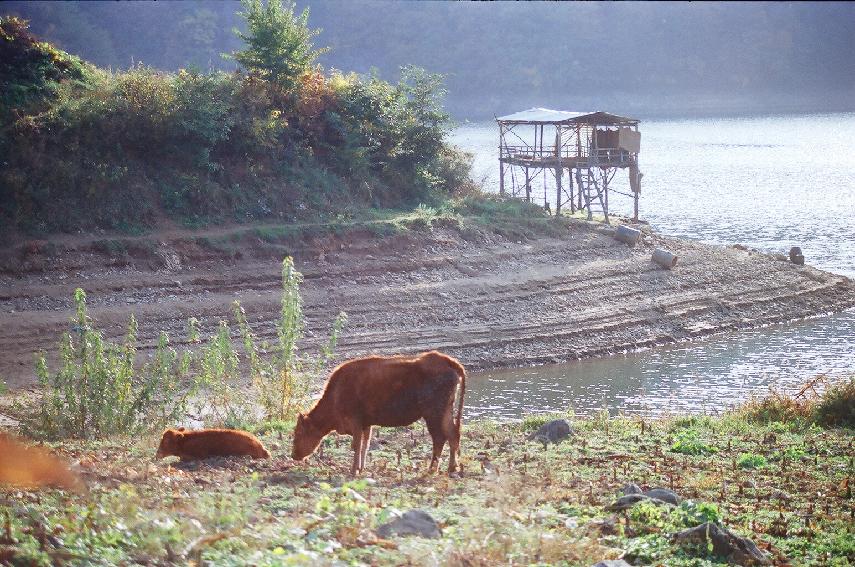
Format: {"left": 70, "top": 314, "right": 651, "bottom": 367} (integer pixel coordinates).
{"left": 673, "top": 522, "right": 771, "bottom": 565}
{"left": 376, "top": 509, "right": 441, "bottom": 539}
{"left": 591, "top": 561, "right": 633, "bottom": 567}
{"left": 527, "top": 419, "right": 574, "bottom": 446}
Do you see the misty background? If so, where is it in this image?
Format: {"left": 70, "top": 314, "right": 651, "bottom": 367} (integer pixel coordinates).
{"left": 3, "top": 1, "right": 854, "bottom": 119}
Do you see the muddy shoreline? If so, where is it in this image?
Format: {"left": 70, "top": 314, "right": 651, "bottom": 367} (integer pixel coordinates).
{"left": 2, "top": 218, "right": 854, "bottom": 390}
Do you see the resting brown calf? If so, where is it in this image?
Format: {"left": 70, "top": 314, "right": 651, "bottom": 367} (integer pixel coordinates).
{"left": 0, "top": 433, "right": 84, "bottom": 492}
{"left": 291, "top": 350, "right": 466, "bottom": 475}
{"left": 155, "top": 428, "right": 270, "bottom": 461}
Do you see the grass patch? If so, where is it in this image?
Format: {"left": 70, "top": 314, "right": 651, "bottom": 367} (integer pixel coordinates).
{"left": 2, "top": 411, "right": 851, "bottom": 565}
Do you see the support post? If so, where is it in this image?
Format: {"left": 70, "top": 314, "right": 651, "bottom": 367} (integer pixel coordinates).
{"left": 602, "top": 168, "right": 610, "bottom": 225}
{"left": 569, "top": 169, "right": 575, "bottom": 213}
{"left": 498, "top": 123, "right": 505, "bottom": 195}
{"left": 554, "top": 126, "right": 562, "bottom": 216}
{"left": 525, "top": 166, "right": 531, "bottom": 202}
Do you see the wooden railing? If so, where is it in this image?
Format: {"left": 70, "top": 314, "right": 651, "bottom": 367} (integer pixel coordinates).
{"left": 500, "top": 145, "right": 636, "bottom": 165}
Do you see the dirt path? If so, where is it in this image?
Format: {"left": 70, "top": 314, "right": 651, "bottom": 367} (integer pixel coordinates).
{"left": 2, "top": 219, "right": 854, "bottom": 390}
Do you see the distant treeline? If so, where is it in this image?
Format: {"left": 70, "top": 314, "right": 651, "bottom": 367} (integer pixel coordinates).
{"left": 0, "top": 13, "right": 471, "bottom": 234}
{"left": 3, "top": 1, "right": 855, "bottom": 118}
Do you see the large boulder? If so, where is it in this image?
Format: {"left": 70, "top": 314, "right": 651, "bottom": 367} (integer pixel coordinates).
{"left": 673, "top": 522, "right": 771, "bottom": 565}
{"left": 376, "top": 509, "right": 441, "bottom": 539}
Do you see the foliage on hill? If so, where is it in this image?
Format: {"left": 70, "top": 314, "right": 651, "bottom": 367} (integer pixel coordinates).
{"left": 0, "top": 7, "right": 473, "bottom": 234}
{"left": 0, "top": 16, "right": 94, "bottom": 126}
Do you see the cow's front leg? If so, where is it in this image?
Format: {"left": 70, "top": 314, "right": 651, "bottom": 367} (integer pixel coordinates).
{"left": 350, "top": 429, "right": 363, "bottom": 475}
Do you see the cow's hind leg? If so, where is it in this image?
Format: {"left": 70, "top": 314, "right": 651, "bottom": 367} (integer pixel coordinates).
{"left": 442, "top": 405, "right": 459, "bottom": 474}
{"left": 350, "top": 429, "right": 363, "bottom": 476}
{"left": 359, "top": 426, "right": 372, "bottom": 472}
{"left": 424, "top": 418, "right": 447, "bottom": 474}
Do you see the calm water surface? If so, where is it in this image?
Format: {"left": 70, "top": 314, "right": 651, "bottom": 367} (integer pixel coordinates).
{"left": 451, "top": 113, "right": 855, "bottom": 418}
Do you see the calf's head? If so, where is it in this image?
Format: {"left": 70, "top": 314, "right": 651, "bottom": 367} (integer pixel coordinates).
{"left": 155, "top": 428, "right": 184, "bottom": 459}
{"left": 291, "top": 413, "right": 324, "bottom": 460}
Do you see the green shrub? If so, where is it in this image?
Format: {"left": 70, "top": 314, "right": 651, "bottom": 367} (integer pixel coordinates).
{"left": 15, "top": 289, "right": 194, "bottom": 440}
{"left": 674, "top": 501, "right": 722, "bottom": 527}
{"left": 736, "top": 453, "right": 767, "bottom": 469}
{"left": 670, "top": 429, "right": 717, "bottom": 456}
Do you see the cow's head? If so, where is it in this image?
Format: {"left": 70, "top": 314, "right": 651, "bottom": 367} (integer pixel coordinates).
{"left": 291, "top": 413, "right": 326, "bottom": 461}
{"left": 155, "top": 428, "right": 185, "bottom": 459}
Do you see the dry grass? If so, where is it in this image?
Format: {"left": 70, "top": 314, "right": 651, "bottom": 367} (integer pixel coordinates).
{"left": 736, "top": 374, "right": 855, "bottom": 428}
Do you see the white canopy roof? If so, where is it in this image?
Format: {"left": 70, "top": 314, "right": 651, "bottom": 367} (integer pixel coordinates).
{"left": 497, "top": 108, "right": 638, "bottom": 125}
{"left": 497, "top": 108, "right": 588, "bottom": 122}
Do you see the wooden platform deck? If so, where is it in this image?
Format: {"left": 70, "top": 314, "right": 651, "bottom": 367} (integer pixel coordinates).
{"left": 500, "top": 155, "right": 636, "bottom": 169}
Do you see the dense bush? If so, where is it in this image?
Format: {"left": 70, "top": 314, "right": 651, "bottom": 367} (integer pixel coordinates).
{"left": 0, "top": 8, "right": 472, "bottom": 234}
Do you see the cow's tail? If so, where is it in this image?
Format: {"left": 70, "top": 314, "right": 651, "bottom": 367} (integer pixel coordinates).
{"left": 449, "top": 358, "right": 466, "bottom": 451}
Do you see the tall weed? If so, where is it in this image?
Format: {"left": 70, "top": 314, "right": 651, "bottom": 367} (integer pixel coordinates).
{"left": 16, "top": 289, "right": 194, "bottom": 440}
{"left": 235, "top": 256, "right": 346, "bottom": 420}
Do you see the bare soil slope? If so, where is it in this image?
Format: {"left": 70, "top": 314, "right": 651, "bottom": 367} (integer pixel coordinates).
{"left": 2, "top": 219, "right": 854, "bottom": 390}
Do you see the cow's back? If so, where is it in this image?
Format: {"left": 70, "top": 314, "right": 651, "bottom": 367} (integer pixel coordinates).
{"left": 326, "top": 354, "right": 461, "bottom": 428}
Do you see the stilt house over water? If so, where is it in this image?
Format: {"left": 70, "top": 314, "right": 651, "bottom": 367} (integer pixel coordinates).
{"left": 496, "top": 108, "right": 642, "bottom": 223}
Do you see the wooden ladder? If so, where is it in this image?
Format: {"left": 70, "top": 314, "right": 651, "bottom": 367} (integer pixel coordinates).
{"left": 575, "top": 167, "right": 608, "bottom": 223}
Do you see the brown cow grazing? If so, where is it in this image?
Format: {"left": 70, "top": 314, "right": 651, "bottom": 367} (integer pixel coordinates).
{"left": 155, "top": 428, "right": 271, "bottom": 461}
{"left": 0, "top": 433, "right": 84, "bottom": 492}
{"left": 291, "top": 351, "right": 466, "bottom": 475}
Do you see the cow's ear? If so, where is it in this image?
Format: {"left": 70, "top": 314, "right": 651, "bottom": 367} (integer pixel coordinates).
{"left": 176, "top": 427, "right": 186, "bottom": 432}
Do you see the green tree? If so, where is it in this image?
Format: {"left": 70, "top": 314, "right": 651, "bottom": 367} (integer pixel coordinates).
{"left": 231, "top": 0, "right": 327, "bottom": 91}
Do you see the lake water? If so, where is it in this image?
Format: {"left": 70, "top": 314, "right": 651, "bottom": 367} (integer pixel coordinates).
{"left": 450, "top": 113, "right": 855, "bottom": 419}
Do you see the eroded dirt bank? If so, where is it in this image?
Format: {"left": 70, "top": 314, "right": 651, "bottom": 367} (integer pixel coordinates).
{"left": 2, "top": 218, "right": 854, "bottom": 390}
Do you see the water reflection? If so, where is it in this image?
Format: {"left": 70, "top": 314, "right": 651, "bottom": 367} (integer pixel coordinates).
{"left": 467, "top": 310, "right": 855, "bottom": 420}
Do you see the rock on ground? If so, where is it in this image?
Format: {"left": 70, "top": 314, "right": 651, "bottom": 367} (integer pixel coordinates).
{"left": 673, "top": 522, "right": 771, "bottom": 565}
{"left": 376, "top": 509, "right": 441, "bottom": 539}
{"left": 527, "top": 419, "right": 573, "bottom": 446}
{"left": 643, "top": 487, "right": 681, "bottom": 505}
